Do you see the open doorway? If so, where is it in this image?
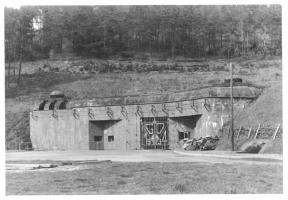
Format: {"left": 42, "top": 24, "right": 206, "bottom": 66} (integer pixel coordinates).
{"left": 170, "top": 114, "right": 202, "bottom": 140}
{"left": 89, "top": 120, "right": 119, "bottom": 150}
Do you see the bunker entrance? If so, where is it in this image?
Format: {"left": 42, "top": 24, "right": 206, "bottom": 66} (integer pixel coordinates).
{"left": 170, "top": 115, "right": 202, "bottom": 141}
{"left": 89, "top": 120, "right": 119, "bottom": 150}
{"left": 140, "top": 117, "right": 169, "bottom": 150}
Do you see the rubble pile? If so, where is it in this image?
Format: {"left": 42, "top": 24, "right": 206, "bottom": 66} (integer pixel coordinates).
{"left": 183, "top": 136, "right": 220, "bottom": 151}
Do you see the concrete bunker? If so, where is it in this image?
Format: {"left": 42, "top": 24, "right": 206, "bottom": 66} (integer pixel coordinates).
{"left": 30, "top": 86, "right": 261, "bottom": 151}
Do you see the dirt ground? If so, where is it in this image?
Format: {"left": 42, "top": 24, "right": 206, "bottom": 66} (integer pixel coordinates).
{"left": 6, "top": 150, "right": 283, "bottom": 195}
{"left": 6, "top": 161, "right": 282, "bottom": 195}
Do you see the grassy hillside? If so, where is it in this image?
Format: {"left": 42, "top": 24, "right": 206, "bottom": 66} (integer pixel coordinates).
{"left": 5, "top": 56, "right": 282, "bottom": 151}
{"left": 235, "top": 83, "right": 282, "bottom": 127}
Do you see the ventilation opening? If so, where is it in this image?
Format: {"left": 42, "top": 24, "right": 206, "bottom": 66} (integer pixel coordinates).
{"left": 108, "top": 136, "right": 114, "bottom": 142}
{"left": 39, "top": 100, "right": 48, "bottom": 110}
{"left": 49, "top": 100, "right": 57, "bottom": 110}
{"left": 59, "top": 100, "right": 67, "bottom": 110}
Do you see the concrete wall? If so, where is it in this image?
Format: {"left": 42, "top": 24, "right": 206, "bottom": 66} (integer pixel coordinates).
{"left": 30, "top": 110, "right": 89, "bottom": 150}
{"left": 30, "top": 106, "right": 142, "bottom": 150}
{"left": 100, "top": 116, "right": 140, "bottom": 150}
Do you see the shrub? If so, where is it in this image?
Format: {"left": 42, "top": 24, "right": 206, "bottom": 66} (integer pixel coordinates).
{"left": 174, "top": 183, "right": 187, "bottom": 193}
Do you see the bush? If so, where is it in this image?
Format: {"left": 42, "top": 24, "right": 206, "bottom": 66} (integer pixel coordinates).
{"left": 174, "top": 183, "right": 187, "bottom": 193}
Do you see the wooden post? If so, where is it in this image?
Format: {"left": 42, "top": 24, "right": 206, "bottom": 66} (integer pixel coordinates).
{"left": 135, "top": 114, "right": 138, "bottom": 150}
{"left": 236, "top": 126, "right": 242, "bottom": 139}
{"left": 272, "top": 124, "right": 280, "bottom": 140}
{"left": 247, "top": 127, "right": 252, "bottom": 138}
{"left": 230, "top": 62, "right": 234, "bottom": 151}
{"left": 254, "top": 124, "right": 261, "bottom": 139}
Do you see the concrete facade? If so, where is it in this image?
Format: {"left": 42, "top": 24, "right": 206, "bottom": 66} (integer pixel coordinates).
{"left": 30, "top": 86, "right": 260, "bottom": 150}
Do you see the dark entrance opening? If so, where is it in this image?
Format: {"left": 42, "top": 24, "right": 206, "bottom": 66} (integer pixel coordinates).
{"left": 89, "top": 120, "right": 119, "bottom": 150}
{"left": 108, "top": 136, "right": 114, "bottom": 142}
{"left": 94, "top": 136, "right": 103, "bottom": 142}
{"left": 178, "top": 131, "right": 191, "bottom": 141}
{"left": 140, "top": 117, "right": 168, "bottom": 150}
{"left": 39, "top": 100, "right": 48, "bottom": 110}
{"left": 170, "top": 115, "right": 202, "bottom": 142}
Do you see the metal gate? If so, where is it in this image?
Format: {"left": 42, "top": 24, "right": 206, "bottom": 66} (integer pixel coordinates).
{"left": 140, "top": 117, "right": 169, "bottom": 150}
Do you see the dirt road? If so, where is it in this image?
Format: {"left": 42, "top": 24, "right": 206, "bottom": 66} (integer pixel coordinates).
{"left": 6, "top": 150, "right": 282, "bottom": 165}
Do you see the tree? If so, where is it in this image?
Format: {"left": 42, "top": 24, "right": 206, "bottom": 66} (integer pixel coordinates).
{"left": 5, "top": 5, "right": 282, "bottom": 63}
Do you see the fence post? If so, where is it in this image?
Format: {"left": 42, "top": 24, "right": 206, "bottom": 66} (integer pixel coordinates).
{"left": 236, "top": 126, "right": 242, "bottom": 139}
{"left": 272, "top": 124, "right": 280, "bottom": 140}
{"left": 247, "top": 127, "right": 252, "bottom": 138}
{"left": 254, "top": 124, "right": 261, "bottom": 139}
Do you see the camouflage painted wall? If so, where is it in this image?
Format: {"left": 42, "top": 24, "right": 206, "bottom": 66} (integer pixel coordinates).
{"left": 194, "top": 98, "right": 250, "bottom": 138}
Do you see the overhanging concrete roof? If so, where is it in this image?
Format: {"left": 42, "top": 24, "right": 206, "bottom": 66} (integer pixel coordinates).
{"left": 65, "top": 86, "right": 261, "bottom": 108}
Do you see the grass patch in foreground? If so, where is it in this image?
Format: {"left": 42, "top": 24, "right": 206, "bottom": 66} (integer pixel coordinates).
{"left": 6, "top": 162, "right": 282, "bottom": 195}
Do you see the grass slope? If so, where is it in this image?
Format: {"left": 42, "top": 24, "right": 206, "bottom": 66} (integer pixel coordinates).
{"left": 235, "top": 83, "right": 282, "bottom": 127}
{"left": 216, "top": 82, "right": 282, "bottom": 153}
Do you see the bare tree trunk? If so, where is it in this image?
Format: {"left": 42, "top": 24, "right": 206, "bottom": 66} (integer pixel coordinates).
{"left": 213, "top": 32, "right": 216, "bottom": 56}
{"left": 220, "top": 34, "right": 223, "bottom": 49}
{"left": 157, "top": 29, "right": 160, "bottom": 54}
{"left": 203, "top": 36, "right": 206, "bottom": 58}
{"left": 18, "top": 52, "right": 23, "bottom": 85}
{"left": 59, "top": 36, "right": 63, "bottom": 54}
{"left": 7, "top": 47, "right": 11, "bottom": 88}
{"left": 127, "top": 36, "right": 129, "bottom": 51}
{"left": 246, "top": 32, "right": 249, "bottom": 53}
{"left": 149, "top": 39, "right": 152, "bottom": 60}
{"left": 18, "top": 32, "right": 23, "bottom": 85}
{"left": 13, "top": 44, "right": 16, "bottom": 76}
{"left": 171, "top": 29, "right": 175, "bottom": 60}
{"left": 171, "top": 39, "right": 174, "bottom": 60}
{"left": 103, "top": 22, "right": 106, "bottom": 49}
{"left": 208, "top": 32, "right": 211, "bottom": 54}
{"left": 197, "top": 40, "right": 201, "bottom": 58}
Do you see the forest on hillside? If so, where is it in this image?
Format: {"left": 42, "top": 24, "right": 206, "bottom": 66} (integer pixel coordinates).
{"left": 5, "top": 5, "right": 281, "bottom": 62}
